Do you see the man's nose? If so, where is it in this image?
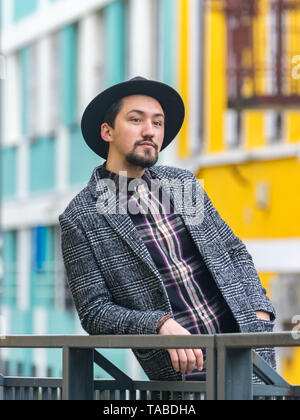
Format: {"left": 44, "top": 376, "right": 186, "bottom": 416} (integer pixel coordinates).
{"left": 141, "top": 119, "right": 155, "bottom": 137}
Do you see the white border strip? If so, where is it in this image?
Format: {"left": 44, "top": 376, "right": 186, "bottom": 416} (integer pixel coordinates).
{"left": 245, "top": 238, "right": 300, "bottom": 273}
{"left": 187, "top": 142, "right": 300, "bottom": 173}
{"left": 2, "top": 0, "right": 112, "bottom": 54}
{"left": 2, "top": 189, "right": 81, "bottom": 230}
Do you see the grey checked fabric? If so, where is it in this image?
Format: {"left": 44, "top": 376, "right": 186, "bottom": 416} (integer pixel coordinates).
{"left": 59, "top": 162, "right": 276, "bottom": 384}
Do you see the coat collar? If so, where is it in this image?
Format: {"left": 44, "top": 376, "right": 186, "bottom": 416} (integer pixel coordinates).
{"left": 87, "top": 162, "right": 208, "bottom": 282}
{"left": 88, "top": 162, "right": 161, "bottom": 199}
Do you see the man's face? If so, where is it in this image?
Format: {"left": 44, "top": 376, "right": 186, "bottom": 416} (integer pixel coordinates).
{"left": 102, "top": 95, "right": 165, "bottom": 169}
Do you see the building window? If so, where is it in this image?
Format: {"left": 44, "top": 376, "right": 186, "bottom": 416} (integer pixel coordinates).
{"left": 265, "top": 110, "right": 284, "bottom": 143}
{"left": 224, "top": 109, "right": 243, "bottom": 148}
{"left": 210, "top": 0, "right": 300, "bottom": 109}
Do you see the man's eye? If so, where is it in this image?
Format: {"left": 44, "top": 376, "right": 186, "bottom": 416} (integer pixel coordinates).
{"left": 154, "top": 121, "right": 163, "bottom": 126}
{"left": 131, "top": 118, "right": 141, "bottom": 122}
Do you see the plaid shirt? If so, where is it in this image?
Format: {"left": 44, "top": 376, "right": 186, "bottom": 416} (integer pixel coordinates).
{"left": 99, "top": 163, "right": 239, "bottom": 380}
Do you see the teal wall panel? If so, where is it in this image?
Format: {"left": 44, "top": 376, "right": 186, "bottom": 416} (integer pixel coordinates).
{"left": 13, "top": 0, "right": 38, "bottom": 22}
{"left": 2, "top": 231, "right": 17, "bottom": 306}
{"left": 0, "top": 0, "right": 3, "bottom": 30}
{"left": 20, "top": 47, "right": 30, "bottom": 137}
{"left": 29, "top": 136, "right": 55, "bottom": 194}
{"left": 59, "top": 24, "right": 78, "bottom": 126}
{"left": 10, "top": 309, "right": 33, "bottom": 376}
{"left": 157, "top": 0, "right": 177, "bottom": 166}
{"left": 159, "top": 0, "right": 176, "bottom": 87}
{"left": 103, "top": 0, "right": 126, "bottom": 87}
{"left": 1, "top": 147, "right": 17, "bottom": 198}
{"left": 47, "top": 310, "right": 77, "bottom": 376}
{"left": 94, "top": 349, "right": 128, "bottom": 380}
{"left": 69, "top": 125, "right": 102, "bottom": 186}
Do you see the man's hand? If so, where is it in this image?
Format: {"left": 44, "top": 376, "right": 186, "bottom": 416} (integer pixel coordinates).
{"left": 255, "top": 311, "right": 271, "bottom": 321}
{"left": 158, "top": 318, "right": 204, "bottom": 374}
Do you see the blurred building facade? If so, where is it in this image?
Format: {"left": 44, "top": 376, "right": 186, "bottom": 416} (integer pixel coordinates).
{"left": 1, "top": 0, "right": 300, "bottom": 382}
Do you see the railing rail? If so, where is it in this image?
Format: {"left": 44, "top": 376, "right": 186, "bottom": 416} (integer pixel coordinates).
{"left": 0, "top": 332, "right": 299, "bottom": 400}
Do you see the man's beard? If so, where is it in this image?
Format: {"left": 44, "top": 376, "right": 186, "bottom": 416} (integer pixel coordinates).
{"left": 125, "top": 146, "right": 159, "bottom": 168}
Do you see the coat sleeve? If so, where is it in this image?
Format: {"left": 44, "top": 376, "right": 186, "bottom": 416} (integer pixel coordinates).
{"left": 203, "top": 189, "right": 276, "bottom": 321}
{"left": 59, "top": 213, "right": 169, "bottom": 335}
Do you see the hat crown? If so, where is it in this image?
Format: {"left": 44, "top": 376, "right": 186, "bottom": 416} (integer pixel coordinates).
{"left": 81, "top": 76, "right": 185, "bottom": 160}
{"left": 129, "top": 76, "right": 148, "bottom": 82}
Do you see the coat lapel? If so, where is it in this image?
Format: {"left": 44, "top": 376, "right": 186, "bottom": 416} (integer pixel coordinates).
{"left": 90, "top": 166, "right": 160, "bottom": 275}
{"left": 89, "top": 163, "right": 209, "bottom": 276}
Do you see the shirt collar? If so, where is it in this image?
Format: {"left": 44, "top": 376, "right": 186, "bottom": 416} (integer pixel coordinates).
{"left": 98, "top": 161, "right": 153, "bottom": 197}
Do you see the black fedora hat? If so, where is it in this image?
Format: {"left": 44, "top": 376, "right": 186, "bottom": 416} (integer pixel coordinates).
{"left": 81, "top": 76, "right": 185, "bottom": 160}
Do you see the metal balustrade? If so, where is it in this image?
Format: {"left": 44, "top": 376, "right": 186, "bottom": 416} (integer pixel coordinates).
{"left": 0, "top": 333, "right": 300, "bottom": 400}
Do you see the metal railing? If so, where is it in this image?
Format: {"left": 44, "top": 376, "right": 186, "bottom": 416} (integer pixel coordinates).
{"left": 0, "top": 333, "right": 300, "bottom": 400}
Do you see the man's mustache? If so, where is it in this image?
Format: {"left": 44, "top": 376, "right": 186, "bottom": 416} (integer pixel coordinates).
{"left": 136, "top": 139, "right": 157, "bottom": 149}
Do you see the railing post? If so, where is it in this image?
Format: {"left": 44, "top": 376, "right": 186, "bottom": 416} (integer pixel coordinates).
{"left": 205, "top": 338, "right": 217, "bottom": 400}
{"left": 0, "top": 374, "right": 3, "bottom": 400}
{"left": 62, "top": 347, "right": 94, "bottom": 400}
{"left": 217, "top": 344, "right": 253, "bottom": 400}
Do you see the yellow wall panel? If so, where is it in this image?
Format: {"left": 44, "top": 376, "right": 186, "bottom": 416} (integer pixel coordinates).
{"left": 197, "top": 157, "right": 300, "bottom": 239}
{"left": 244, "top": 111, "right": 265, "bottom": 149}
{"left": 287, "top": 112, "right": 300, "bottom": 143}
{"left": 177, "top": 0, "right": 190, "bottom": 159}
{"left": 206, "top": 2, "right": 227, "bottom": 153}
{"left": 282, "top": 348, "right": 300, "bottom": 385}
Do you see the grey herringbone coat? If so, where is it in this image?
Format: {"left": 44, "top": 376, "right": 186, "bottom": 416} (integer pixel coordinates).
{"left": 59, "top": 163, "right": 276, "bottom": 381}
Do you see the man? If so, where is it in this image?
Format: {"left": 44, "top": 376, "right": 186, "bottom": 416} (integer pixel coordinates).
{"left": 59, "top": 77, "right": 276, "bottom": 386}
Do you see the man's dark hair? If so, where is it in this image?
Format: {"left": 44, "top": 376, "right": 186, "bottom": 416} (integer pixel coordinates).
{"left": 102, "top": 98, "right": 124, "bottom": 128}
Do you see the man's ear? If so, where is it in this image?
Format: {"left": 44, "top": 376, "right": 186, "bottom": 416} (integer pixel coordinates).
{"left": 101, "top": 122, "right": 113, "bottom": 143}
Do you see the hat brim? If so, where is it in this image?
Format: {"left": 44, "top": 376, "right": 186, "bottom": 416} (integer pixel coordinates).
{"left": 81, "top": 78, "right": 185, "bottom": 160}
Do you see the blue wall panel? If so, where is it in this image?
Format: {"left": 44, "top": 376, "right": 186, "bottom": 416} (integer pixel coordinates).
{"left": 31, "top": 226, "right": 55, "bottom": 308}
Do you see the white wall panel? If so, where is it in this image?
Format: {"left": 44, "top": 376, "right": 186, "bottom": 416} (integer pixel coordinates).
{"left": 78, "top": 12, "right": 103, "bottom": 117}
{"left": 3, "top": 54, "right": 21, "bottom": 146}
{"left": 128, "top": 0, "right": 154, "bottom": 79}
